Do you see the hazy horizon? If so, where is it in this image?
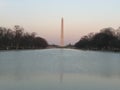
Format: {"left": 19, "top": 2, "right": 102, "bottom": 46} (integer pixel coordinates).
{"left": 0, "top": 0, "right": 120, "bottom": 45}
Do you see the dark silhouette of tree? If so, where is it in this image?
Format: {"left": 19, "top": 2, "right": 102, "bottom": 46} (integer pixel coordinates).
{"left": 34, "top": 37, "right": 48, "bottom": 48}
{"left": 75, "top": 27, "right": 120, "bottom": 51}
{"left": 0, "top": 25, "right": 48, "bottom": 50}
{"left": 14, "top": 25, "right": 24, "bottom": 49}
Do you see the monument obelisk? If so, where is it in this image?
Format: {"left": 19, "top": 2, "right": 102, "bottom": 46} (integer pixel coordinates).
{"left": 59, "top": 18, "right": 64, "bottom": 83}
{"left": 61, "top": 17, "right": 64, "bottom": 47}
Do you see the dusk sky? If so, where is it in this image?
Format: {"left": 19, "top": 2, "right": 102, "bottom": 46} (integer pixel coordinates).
{"left": 0, "top": 0, "right": 120, "bottom": 45}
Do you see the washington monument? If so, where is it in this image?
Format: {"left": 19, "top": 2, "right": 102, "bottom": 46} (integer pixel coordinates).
{"left": 60, "top": 18, "right": 64, "bottom": 83}
{"left": 61, "top": 17, "right": 64, "bottom": 46}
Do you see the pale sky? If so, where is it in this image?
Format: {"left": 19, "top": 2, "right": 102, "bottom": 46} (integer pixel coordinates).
{"left": 0, "top": 0, "right": 120, "bottom": 45}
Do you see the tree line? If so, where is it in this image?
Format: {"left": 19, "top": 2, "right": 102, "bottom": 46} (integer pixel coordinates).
{"left": 0, "top": 25, "right": 48, "bottom": 50}
{"left": 75, "top": 27, "right": 120, "bottom": 51}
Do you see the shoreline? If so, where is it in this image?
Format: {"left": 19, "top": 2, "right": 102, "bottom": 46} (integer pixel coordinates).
{"left": 0, "top": 47, "right": 120, "bottom": 53}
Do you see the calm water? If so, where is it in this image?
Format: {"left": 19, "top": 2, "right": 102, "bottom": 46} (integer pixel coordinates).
{"left": 0, "top": 49, "right": 120, "bottom": 90}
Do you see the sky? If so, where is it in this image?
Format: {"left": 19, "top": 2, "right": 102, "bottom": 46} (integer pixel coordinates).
{"left": 0, "top": 0, "right": 120, "bottom": 45}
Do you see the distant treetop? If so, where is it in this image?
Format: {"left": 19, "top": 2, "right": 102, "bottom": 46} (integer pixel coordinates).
{"left": 75, "top": 27, "right": 120, "bottom": 51}
{"left": 0, "top": 25, "right": 48, "bottom": 50}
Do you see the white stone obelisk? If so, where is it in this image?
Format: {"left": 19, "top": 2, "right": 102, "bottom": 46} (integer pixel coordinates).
{"left": 61, "top": 17, "right": 64, "bottom": 47}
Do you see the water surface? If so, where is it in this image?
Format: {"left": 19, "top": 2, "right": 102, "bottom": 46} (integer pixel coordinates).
{"left": 0, "top": 49, "right": 120, "bottom": 90}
